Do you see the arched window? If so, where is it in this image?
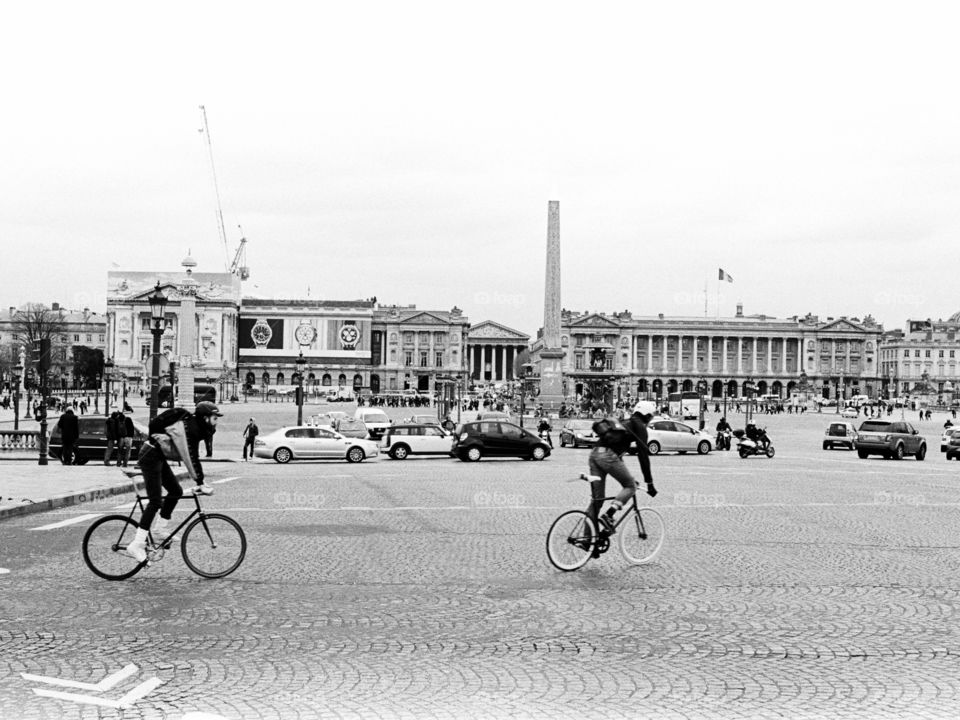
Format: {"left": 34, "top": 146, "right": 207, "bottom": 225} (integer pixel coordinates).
{"left": 276, "top": 372, "right": 285, "bottom": 386}
{"left": 681, "top": 379, "right": 693, "bottom": 392}
{"left": 322, "top": 373, "right": 331, "bottom": 386}
{"left": 353, "top": 374, "right": 363, "bottom": 390}
{"left": 261, "top": 372, "right": 270, "bottom": 386}
{"left": 370, "top": 374, "right": 381, "bottom": 393}
{"left": 338, "top": 373, "right": 347, "bottom": 387}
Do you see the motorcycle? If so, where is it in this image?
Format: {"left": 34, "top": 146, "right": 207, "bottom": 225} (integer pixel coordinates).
{"left": 716, "top": 428, "right": 733, "bottom": 451}
{"left": 733, "top": 426, "right": 775, "bottom": 458}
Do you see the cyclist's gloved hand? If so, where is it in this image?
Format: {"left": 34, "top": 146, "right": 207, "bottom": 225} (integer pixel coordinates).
{"left": 646, "top": 482, "right": 658, "bottom": 498}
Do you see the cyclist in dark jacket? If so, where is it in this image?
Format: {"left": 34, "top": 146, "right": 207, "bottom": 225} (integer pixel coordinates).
{"left": 622, "top": 401, "right": 656, "bottom": 491}
{"left": 126, "top": 402, "right": 222, "bottom": 562}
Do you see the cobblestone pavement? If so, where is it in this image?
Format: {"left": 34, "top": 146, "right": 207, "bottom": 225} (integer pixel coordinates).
{"left": 2, "top": 411, "right": 960, "bottom": 719}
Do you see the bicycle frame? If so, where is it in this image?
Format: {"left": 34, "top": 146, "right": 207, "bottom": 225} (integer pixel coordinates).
{"left": 123, "top": 492, "right": 207, "bottom": 546}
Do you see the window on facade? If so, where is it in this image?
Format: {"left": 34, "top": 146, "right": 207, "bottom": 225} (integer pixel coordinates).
{"left": 926, "top": 350, "right": 931, "bottom": 358}
{"left": 99, "top": 335, "right": 104, "bottom": 342}
{"left": 575, "top": 336, "right": 584, "bottom": 347}
{"left": 74, "top": 334, "right": 80, "bottom": 342}
{"left": 435, "top": 351, "right": 443, "bottom": 367}
{"left": 951, "top": 351, "right": 956, "bottom": 358}
{"left": 575, "top": 354, "right": 583, "bottom": 370}
{"left": 403, "top": 332, "right": 413, "bottom": 344}
{"left": 86, "top": 335, "right": 92, "bottom": 342}
{"left": 140, "top": 344, "right": 150, "bottom": 361}
{"left": 419, "top": 351, "right": 428, "bottom": 367}
{"left": 904, "top": 349, "right": 909, "bottom": 357}
{"left": 404, "top": 352, "right": 412, "bottom": 367}
{"left": 915, "top": 350, "right": 921, "bottom": 357}
{"left": 939, "top": 350, "right": 945, "bottom": 358}
{"left": 605, "top": 357, "right": 613, "bottom": 370}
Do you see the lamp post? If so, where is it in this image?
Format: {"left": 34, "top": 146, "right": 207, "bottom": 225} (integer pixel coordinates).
{"left": 744, "top": 379, "right": 755, "bottom": 425}
{"left": 12, "top": 362, "right": 22, "bottom": 431}
{"left": 103, "top": 358, "right": 114, "bottom": 416}
{"left": 697, "top": 379, "right": 708, "bottom": 430}
{"left": 148, "top": 282, "right": 168, "bottom": 421}
{"left": 295, "top": 352, "right": 307, "bottom": 426}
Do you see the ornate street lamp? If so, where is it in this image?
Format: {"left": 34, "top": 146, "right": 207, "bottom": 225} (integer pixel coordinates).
{"left": 103, "top": 357, "right": 114, "bottom": 417}
{"left": 295, "top": 352, "right": 307, "bottom": 426}
{"left": 148, "top": 283, "right": 168, "bottom": 421}
{"left": 12, "top": 361, "right": 22, "bottom": 432}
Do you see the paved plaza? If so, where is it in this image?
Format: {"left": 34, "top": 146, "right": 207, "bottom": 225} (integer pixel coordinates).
{"left": 2, "top": 406, "right": 960, "bottom": 719}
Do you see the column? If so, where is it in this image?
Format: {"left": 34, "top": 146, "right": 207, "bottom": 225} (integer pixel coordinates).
{"left": 782, "top": 338, "right": 788, "bottom": 375}
{"left": 722, "top": 337, "right": 728, "bottom": 374}
{"left": 708, "top": 336, "right": 714, "bottom": 373}
{"left": 647, "top": 335, "right": 653, "bottom": 372}
{"left": 661, "top": 335, "right": 668, "bottom": 373}
{"left": 737, "top": 337, "right": 743, "bottom": 374}
{"left": 678, "top": 335, "right": 686, "bottom": 373}
{"left": 751, "top": 337, "right": 758, "bottom": 375}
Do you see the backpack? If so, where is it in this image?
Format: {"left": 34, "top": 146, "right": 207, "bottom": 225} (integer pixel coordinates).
{"left": 592, "top": 417, "right": 631, "bottom": 454}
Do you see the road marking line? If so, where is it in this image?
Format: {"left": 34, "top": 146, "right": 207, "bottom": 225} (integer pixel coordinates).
{"left": 211, "top": 476, "right": 239, "bottom": 484}
{"left": 22, "top": 663, "right": 138, "bottom": 691}
{"left": 29, "top": 514, "right": 102, "bottom": 531}
{"left": 0, "top": 568, "right": 10, "bottom": 575}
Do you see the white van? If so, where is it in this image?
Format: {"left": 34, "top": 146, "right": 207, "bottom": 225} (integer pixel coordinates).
{"left": 354, "top": 408, "right": 392, "bottom": 438}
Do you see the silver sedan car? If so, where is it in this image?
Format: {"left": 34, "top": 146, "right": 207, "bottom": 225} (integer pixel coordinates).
{"left": 254, "top": 426, "right": 380, "bottom": 464}
{"left": 646, "top": 419, "right": 713, "bottom": 455}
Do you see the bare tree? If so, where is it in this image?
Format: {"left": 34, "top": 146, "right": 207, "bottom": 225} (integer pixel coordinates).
{"left": 13, "top": 303, "right": 65, "bottom": 386}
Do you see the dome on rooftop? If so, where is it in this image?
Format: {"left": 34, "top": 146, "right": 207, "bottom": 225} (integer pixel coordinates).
{"left": 949, "top": 311, "right": 960, "bottom": 323}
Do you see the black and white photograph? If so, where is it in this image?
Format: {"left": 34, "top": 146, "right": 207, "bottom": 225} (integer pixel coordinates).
{"left": 3, "top": 2, "right": 960, "bottom": 718}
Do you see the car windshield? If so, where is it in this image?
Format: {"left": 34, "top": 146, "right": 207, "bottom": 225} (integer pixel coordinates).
{"left": 362, "top": 412, "right": 389, "bottom": 424}
{"left": 859, "top": 421, "right": 890, "bottom": 432}
{"left": 567, "top": 421, "right": 594, "bottom": 431}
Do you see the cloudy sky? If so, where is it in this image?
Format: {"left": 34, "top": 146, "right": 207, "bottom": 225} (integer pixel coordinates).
{"left": 3, "top": 1, "right": 958, "bottom": 336}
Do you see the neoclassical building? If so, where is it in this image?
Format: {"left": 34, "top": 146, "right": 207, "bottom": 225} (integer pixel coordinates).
{"left": 237, "top": 300, "right": 470, "bottom": 396}
{"left": 533, "top": 304, "right": 884, "bottom": 401}
{"left": 879, "top": 315, "right": 960, "bottom": 400}
{"left": 466, "top": 320, "right": 530, "bottom": 383}
{"left": 105, "top": 266, "right": 242, "bottom": 396}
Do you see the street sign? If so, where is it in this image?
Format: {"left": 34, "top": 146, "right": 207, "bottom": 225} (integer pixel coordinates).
{"left": 143, "top": 354, "right": 170, "bottom": 378}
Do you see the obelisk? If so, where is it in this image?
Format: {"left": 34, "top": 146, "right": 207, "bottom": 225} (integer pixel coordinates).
{"left": 177, "top": 255, "right": 199, "bottom": 407}
{"left": 539, "top": 201, "right": 565, "bottom": 408}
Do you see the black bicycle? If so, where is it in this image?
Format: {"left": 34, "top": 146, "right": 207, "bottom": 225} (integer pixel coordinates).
{"left": 82, "top": 484, "right": 246, "bottom": 581}
{"left": 546, "top": 473, "right": 665, "bottom": 571}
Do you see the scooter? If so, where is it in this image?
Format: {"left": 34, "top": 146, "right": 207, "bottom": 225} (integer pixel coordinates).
{"left": 733, "top": 427, "right": 775, "bottom": 458}
{"left": 716, "top": 428, "right": 733, "bottom": 451}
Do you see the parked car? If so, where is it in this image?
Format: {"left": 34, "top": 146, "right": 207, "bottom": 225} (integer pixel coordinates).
{"left": 945, "top": 433, "right": 960, "bottom": 460}
{"left": 855, "top": 420, "right": 926, "bottom": 460}
{"left": 253, "top": 426, "right": 379, "bottom": 463}
{"left": 49, "top": 415, "right": 148, "bottom": 465}
{"left": 646, "top": 419, "right": 713, "bottom": 455}
{"left": 558, "top": 419, "right": 598, "bottom": 448}
{"left": 823, "top": 422, "right": 858, "bottom": 451}
{"left": 333, "top": 417, "right": 368, "bottom": 438}
{"left": 840, "top": 406, "right": 860, "bottom": 418}
{"left": 380, "top": 424, "right": 455, "bottom": 460}
{"left": 941, "top": 426, "right": 960, "bottom": 452}
{"left": 353, "top": 408, "right": 392, "bottom": 439}
{"left": 453, "top": 420, "right": 551, "bottom": 462}
{"left": 404, "top": 414, "right": 438, "bottom": 425}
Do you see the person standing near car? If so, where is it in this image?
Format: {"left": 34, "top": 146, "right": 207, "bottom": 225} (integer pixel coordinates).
{"left": 242, "top": 417, "right": 259, "bottom": 461}
{"left": 56, "top": 407, "right": 80, "bottom": 465}
{"left": 118, "top": 409, "right": 135, "bottom": 467}
{"left": 104, "top": 409, "right": 122, "bottom": 465}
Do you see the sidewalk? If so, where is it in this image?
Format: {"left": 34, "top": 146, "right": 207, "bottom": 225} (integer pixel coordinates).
{"left": 0, "top": 454, "right": 238, "bottom": 521}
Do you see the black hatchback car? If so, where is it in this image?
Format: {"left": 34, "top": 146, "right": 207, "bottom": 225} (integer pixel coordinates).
{"left": 49, "top": 415, "right": 147, "bottom": 465}
{"left": 453, "top": 420, "right": 551, "bottom": 462}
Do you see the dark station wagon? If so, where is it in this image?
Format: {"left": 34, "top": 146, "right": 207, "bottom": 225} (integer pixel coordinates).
{"left": 49, "top": 415, "right": 147, "bottom": 465}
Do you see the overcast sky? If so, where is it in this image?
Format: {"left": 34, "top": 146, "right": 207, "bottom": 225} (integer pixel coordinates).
{"left": 3, "top": 1, "right": 958, "bottom": 336}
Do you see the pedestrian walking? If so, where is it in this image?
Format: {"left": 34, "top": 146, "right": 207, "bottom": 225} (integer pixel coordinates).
{"left": 104, "top": 409, "right": 123, "bottom": 465}
{"left": 118, "top": 409, "right": 135, "bottom": 467}
{"left": 242, "top": 417, "right": 259, "bottom": 461}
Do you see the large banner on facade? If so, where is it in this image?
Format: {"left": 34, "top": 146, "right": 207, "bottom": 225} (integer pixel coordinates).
{"left": 326, "top": 320, "right": 367, "bottom": 351}
{"left": 238, "top": 318, "right": 285, "bottom": 349}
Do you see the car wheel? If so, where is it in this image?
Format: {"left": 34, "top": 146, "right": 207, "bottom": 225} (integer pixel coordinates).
{"left": 559, "top": 436, "right": 566, "bottom": 448}
{"left": 531, "top": 446, "right": 547, "bottom": 461}
{"left": 274, "top": 447, "right": 292, "bottom": 464}
{"left": 74, "top": 457, "right": 90, "bottom": 466}
{"left": 697, "top": 440, "right": 710, "bottom": 455}
{"left": 894, "top": 444, "right": 905, "bottom": 460}
{"left": 648, "top": 441, "right": 661, "bottom": 455}
{"left": 857, "top": 450, "right": 869, "bottom": 459}
{"left": 822, "top": 441, "right": 830, "bottom": 450}
{"left": 390, "top": 444, "right": 410, "bottom": 460}
{"left": 346, "top": 447, "right": 365, "bottom": 463}
{"left": 916, "top": 444, "right": 926, "bottom": 461}
{"left": 466, "top": 446, "right": 482, "bottom": 462}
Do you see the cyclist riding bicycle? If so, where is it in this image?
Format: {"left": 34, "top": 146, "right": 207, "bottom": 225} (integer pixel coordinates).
{"left": 588, "top": 406, "right": 657, "bottom": 550}
{"left": 126, "top": 401, "right": 223, "bottom": 562}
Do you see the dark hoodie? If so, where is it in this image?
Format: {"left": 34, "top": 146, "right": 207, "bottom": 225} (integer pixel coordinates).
{"left": 149, "top": 408, "right": 213, "bottom": 483}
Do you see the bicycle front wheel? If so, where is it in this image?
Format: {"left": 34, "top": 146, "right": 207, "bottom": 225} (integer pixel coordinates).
{"left": 82, "top": 515, "right": 146, "bottom": 581}
{"left": 181, "top": 513, "right": 247, "bottom": 578}
{"left": 619, "top": 507, "right": 665, "bottom": 565}
{"left": 546, "top": 510, "right": 597, "bottom": 571}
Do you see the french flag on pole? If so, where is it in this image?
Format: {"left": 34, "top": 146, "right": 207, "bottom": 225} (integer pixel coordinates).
{"left": 718, "top": 268, "right": 734, "bottom": 283}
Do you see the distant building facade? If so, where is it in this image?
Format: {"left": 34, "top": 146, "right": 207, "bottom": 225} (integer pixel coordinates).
{"left": 466, "top": 320, "right": 530, "bottom": 383}
{"left": 532, "top": 304, "right": 884, "bottom": 401}
{"left": 879, "top": 315, "right": 960, "bottom": 400}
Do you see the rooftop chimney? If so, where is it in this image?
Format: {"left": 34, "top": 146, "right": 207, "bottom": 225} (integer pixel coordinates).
{"left": 736, "top": 303, "right": 743, "bottom": 317}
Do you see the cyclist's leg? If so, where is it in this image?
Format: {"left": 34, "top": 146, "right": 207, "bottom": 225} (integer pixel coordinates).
{"left": 586, "top": 448, "right": 607, "bottom": 524}
{"left": 158, "top": 461, "right": 184, "bottom": 521}
{"left": 138, "top": 445, "right": 166, "bottom": 530}
{"left": 607, "top": 454, "right": 638, "bottom": 512}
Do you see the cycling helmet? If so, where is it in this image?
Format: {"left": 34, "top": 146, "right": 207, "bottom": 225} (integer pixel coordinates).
{"left": 195, "top": 401, "right": 223, "bottom": 418}
{"left": 633, "top": 400, "right": 656, "bottom": 417}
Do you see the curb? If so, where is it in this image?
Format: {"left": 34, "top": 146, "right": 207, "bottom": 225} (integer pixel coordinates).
{"left": 0, "top": 478, "right": 148, "bottom": 521}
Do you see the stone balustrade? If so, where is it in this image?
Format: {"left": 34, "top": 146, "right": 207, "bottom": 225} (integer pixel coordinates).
{"left": 0, "top": 430, "right": 41, "bottom": 451}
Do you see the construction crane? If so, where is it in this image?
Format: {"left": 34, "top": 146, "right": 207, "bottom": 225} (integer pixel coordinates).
{"left": 198, "top": 105, "right": 250, "bottom": 280}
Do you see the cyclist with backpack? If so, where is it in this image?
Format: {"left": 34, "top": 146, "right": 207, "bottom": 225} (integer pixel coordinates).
{"left": 588, "top": 409, "right": 658, "bottom": 546}
{"left": 126, "top": 401, "right": 222, "bottom": 563}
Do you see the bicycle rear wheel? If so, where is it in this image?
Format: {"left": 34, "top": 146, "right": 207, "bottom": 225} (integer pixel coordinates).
{"left": 82, "top": 515, "right": 146, "bottom": 581}
{"left": 181, "top": 513, "right": 247, "bottom": 578}
{"left": 546, "top": 510, "right": 597, "bottom": 571}
{"left": 619, "top": 507, "right": 665, "bottom": 565}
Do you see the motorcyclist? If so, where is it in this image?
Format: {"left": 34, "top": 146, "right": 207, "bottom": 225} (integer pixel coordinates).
{"left": 715, "top": 416, "right": 732, "bottom": 450}
{"left": 537, "top": 417, "right": 553, "bottom": 448}
{"left": 745, "top": 422, "right": 769, "bottom": 451}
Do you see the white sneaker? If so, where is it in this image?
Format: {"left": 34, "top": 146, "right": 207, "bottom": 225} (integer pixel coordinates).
{"left": 193, "top": 485, "right": 214, "bottom": 496}
{"left": 152, "top": 519, "right": 173, "bottom": 545}
{"left": 126, "top": 528, "right": 148, "bottom": 562}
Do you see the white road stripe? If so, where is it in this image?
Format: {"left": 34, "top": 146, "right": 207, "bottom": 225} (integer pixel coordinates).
{"left": 22, "top": 664, "right": 138, "bottom": 691}
{"left": 211, "top": 476, "right": 239, "bottom": 484}
{"left": 29, "top": 514, "right": 102, "bottom": 531}
{"left": 0, "top": 568, "right": 10, "bottom": 575}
